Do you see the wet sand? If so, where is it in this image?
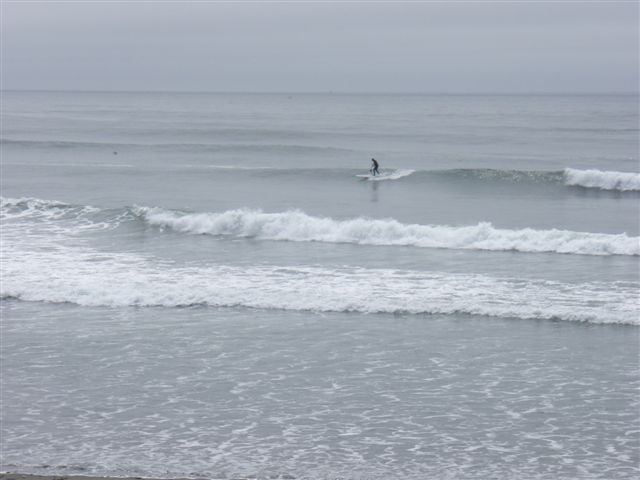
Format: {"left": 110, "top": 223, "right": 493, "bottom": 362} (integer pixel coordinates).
{"left": 0, "top": 475, "right": 199, "bottom": 480}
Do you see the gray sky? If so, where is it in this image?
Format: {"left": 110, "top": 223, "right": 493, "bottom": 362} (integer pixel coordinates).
{"left": 2, "top": 1, "right": 638, "bottom": 93}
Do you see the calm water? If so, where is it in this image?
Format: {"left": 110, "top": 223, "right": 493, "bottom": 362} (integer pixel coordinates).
{"left": 1, "top": 92, "right": 639, "bottom": 479}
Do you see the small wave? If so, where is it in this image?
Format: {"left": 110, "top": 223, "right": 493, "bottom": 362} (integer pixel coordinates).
{"left": 134, "top": 206, "right": 639, "bottom": 256}
{"left": 1, "top": 138, "right": 126, "bottom": 150}
{"left": 359, "top": 169, "right": 416, "bottom": 181}
{"left": 436, "top": 168, "right": 562, "bottom": 184}
{"left": 0, "top": 197, "right": 84, "bottom": 220}
{"left": 564, "top": 168, "right": 640, "bottom": 191}
{"left": 1, "top": 196, "right": 70, "bottom": 210}
{"left": 2, "top": 245, "right": 636, "bottom": 324}
{"left": 0, "top": 197, "right": 117, "bottom": 236}
{"left": 1, "top": 137, "right": 355, "bottom": 155}
{"left": 0, "top": 196, "right": 102, "bottom": 216}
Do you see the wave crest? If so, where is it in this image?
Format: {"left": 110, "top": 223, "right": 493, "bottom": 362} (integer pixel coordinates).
{"left": 0, "top": 197, "right": 100, "bottom": 222}
{"left": 358, "top": 169, "right": 416, "bottom": 181}
{"left": 564, "top": 168, "right": 640, "bottom": 191}
{"left": 1, "top": 196, "right": 70, "bottom": 210}
{"left": 134, "top": 207, "right": 639, "bottom": 256}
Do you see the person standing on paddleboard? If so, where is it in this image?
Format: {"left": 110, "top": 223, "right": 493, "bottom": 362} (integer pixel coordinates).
{"left": 370, "top": 158, "right": 380, "bottom": 176}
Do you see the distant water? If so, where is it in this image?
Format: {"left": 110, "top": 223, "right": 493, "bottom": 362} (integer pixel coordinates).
{"left": 2, "top": 92, "right": 639, "bottom": 479}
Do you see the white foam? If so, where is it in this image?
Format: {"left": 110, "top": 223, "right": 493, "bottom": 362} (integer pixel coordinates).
{"left": 564, "top": 168, "right": 640, "bottom": 191}
{"left": 358, "top": 169, "right": 416, "bottom": 181}
{"left": 1, "top": 197, "right": 122, "bottom": 243}
{"left": 1, "top": 196, "right": 68, "bottom": 211}
{"left": 0, "top": 197, "right": 100, "bottom": 224}
{"left": 1, "top": 241, "right": 637, "bottom": 324}
{"left": 134, "top": 207, "right": 640, "bottom": 256}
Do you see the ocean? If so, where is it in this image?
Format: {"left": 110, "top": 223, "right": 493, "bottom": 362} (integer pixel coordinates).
{"left": 1, "top": 91, "right": 639, "bottom": 479}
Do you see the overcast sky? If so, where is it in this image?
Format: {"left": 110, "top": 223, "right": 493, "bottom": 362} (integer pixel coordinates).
{"left": 2, "top": 1, "right": 638, "bottom": 93}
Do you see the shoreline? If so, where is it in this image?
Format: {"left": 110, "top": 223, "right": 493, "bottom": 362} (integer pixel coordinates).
{"left": 0, "top": 475, "right": 202, "bottom": 480}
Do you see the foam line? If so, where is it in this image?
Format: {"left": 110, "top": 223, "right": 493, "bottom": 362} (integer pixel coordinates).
{"left": 135, "top": 207, "right": 640, "bottom": 256}
{"left": 2, "top": 245, "right": 636, "bottom": 324}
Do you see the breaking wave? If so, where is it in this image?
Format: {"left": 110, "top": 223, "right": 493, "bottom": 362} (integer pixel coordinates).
{"left": 0, "top": 197, "right": 98, "bottom": 221}
{"left": 1, "top": 196, "right": 70, "bottom": 210}
{"left": 358, "top": 169, "right": 416, "bottom": 181}
{"left": 2, "top": 245, "right": 637, "bottom": 324}
{"left": 563, "top": 168, "right": 640, "bottom": 191}
{"left": 134, "top": 206, "right": 640, "bottom": 256}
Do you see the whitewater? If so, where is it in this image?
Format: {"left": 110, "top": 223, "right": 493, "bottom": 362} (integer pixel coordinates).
{"left": 2, "top": 237, "right": 636, "bottom": 324}
{"left": 135, "top": 205, "right": 640, "bottom": 256}
{"left": 564, "top": 167, "right": 640, "bottom": 191}
{"left": 5, "top": 196, "right": 639, "bottom": 256}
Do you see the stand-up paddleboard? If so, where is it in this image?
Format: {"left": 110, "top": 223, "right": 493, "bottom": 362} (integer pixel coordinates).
{"left": 356, "top": 169, "right": 416, "bottom": 181}
{"left": 356, "top": 173, "right": 379, "bottom": 180}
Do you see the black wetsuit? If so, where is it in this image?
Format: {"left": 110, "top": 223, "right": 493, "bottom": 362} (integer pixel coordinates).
{"left": 371, "top": 159, "right": 380, "bottom": 176}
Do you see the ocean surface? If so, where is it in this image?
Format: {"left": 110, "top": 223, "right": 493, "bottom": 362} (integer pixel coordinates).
{"left": 1, "top": 91, "right": 639, "bottom": 479}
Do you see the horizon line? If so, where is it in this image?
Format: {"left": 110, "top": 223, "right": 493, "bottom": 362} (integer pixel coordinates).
{"left": 1, "top": 89, "right": 638, "bottom": 96}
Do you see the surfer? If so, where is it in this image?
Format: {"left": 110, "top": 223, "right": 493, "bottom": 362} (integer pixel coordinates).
{"left": 370, "top": 158, "right": 380, "bottom": 176}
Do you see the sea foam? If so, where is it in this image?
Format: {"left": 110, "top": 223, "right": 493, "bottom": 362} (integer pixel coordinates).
{"left": 364, "top": 169, "right": 416, "bottom": 181}
{"left": 564, "top": 168, "right": 640, "bottom": 191}
{"left": 2, "top": 244, "right": 637, "bottom": 324}
{"left": 134, "top": 207, "right": 640, "bottom": 256}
